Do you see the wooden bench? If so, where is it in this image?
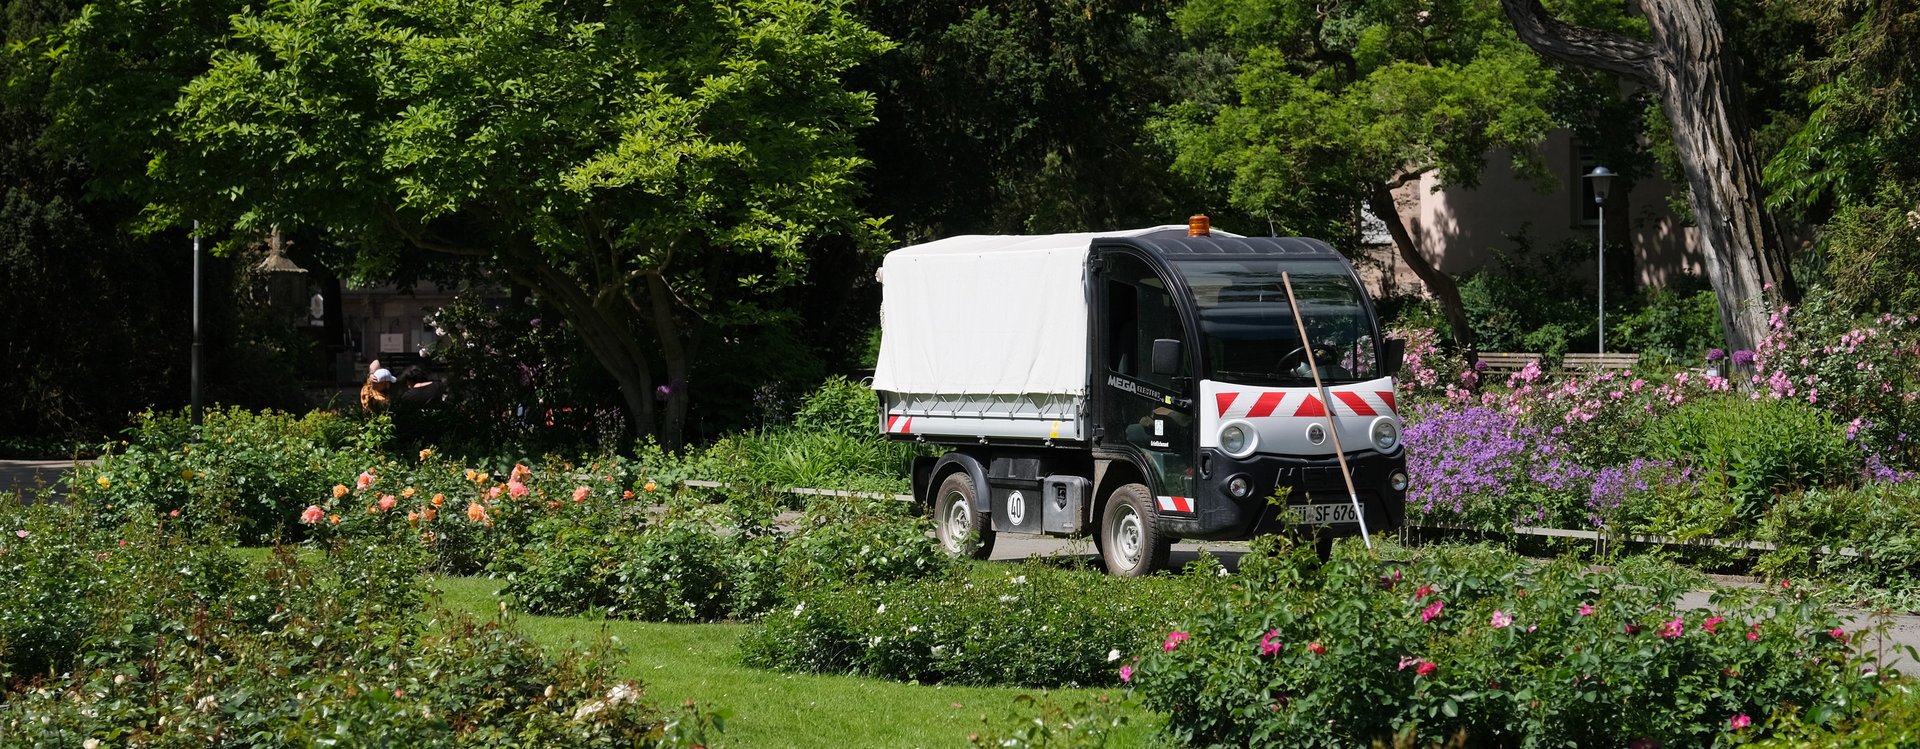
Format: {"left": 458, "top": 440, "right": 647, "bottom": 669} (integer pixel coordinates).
{"left": 1563, "top": 352, "right": 1641, "bottom": 371}
{"left": 1474, "top": 352, "right": 1541, "bottom": 375}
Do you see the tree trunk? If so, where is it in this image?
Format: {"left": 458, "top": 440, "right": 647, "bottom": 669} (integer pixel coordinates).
{"left": 1367, "top": 183, "right": 1476, "bottom": 348}
{"left": 501, "top": 256, "right": 662, "bottom": 440}
{"left": 1498, "top": 0, "right": 1799, "bottom": 354}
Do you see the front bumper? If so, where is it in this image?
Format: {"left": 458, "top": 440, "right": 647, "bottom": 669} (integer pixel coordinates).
{"left": 1158, "top": 448, "right": 1406, "bottom": 540}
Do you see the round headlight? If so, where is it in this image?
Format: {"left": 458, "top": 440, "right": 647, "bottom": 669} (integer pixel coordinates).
{"left": 1227, "top": 475, "right": 1252, "bottom": 498}
{"left": 1218, "top": 421, "right": 1257, "bottom": 458}
{"left": 1370, "top": 418, "right": 1401, "bottom": 452}
{"left": 1390, "top": 470, "right": 1410, "bottom": 491}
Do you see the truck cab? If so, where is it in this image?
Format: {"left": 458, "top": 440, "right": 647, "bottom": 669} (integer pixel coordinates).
{"left": 874, "top": 223, "right": 1406, "bottom": 576}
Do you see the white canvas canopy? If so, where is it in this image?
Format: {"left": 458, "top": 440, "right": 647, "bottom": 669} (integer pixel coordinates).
{"left": 872, "top": 226, "right": 1193, "bottom": 396}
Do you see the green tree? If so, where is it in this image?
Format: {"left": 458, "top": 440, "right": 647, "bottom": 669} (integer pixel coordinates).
{"left": 1155, "top": 0, "right": 1566, "bottom": 346}
{"left": 1763, "top": 0, "right": 1920, "bottom": 314}
{"left": 34, "top": 0, "right": 889, "bottom": 447}
{"left": 1499, "top": 0, "right": 1804, "bottom": 356}
{"left": 852, "top": 0, "right": 1223, "bottom": 238}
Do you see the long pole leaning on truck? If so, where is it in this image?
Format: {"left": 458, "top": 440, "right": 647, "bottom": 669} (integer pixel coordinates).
{"left": 1280, "top": 271, "right": 1374, "bottom": 551}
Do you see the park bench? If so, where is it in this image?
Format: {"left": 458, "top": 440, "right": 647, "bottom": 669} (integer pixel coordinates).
{"left": 1472, "top": 351, "right": 1641, "bottom": 377}
{"left": 1563, "top": 352, "right": 1641, "bottom": 371}
{"left": 1474, "top": 352, "right": 1540, "bottom": 375}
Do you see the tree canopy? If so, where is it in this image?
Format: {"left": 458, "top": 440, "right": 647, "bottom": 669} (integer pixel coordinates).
{"left": 35, "top": 0, "right": 890, "bottom": 445}
{"left": 1155, "top": 0, "right": 1566, "bottom": 345}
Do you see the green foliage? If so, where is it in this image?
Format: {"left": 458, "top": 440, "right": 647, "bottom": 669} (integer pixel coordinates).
{"left": 1456, "top": 238, "right": 1599, "bottom": 359}
{"left": 66, "top": 407, "right": 392, "bottom": 545}
{"left": 739, "top": 557, "right": 1230, "bottom": 688}
{"left": 1637, "top": 397, "right": 1857, "bottom": 528}
{"left": 1129, "top": 540, "right": 1898, "bottom": 746}
{"left": 1747, "top": 685, "right": 1920, "bottom": 748}
{"left": 1756, "top": 483, "right": 1920, "bottom": 591}
{"left": 793, "top": 375, "right": 878, "bottom": 440}
{"left": 1755, "top": 289, "right": 1920, "bottom": 470}
{"left": 0, "top": 518, "right": 722, "bottom": 746}
{"left": 854, "top": 0, "right": 1205, "bottom": 236}
{"left": 1157, "top": 0, "right": 1561, "bottom": 242}
{"left": 37, "top": 0, "right": 891, "bottom": 444}
{"left": 969, "top": 694, "right": 1145, "bottom": 749}
{"left": 1612, "top": 284, "right": 1724, "bottom": 365}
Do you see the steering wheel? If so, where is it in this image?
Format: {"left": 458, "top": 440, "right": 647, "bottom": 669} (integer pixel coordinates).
{"left": 1278, "top": 345, "right": 1341, "bottom": 376}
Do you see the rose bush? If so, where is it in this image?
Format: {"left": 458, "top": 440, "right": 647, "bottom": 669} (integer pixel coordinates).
{"left": 1126, "top": 540, "right": 1900, "bottom": 747}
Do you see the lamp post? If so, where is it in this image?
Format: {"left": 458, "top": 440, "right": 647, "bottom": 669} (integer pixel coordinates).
{"left": 191, "top": 221, "right": 203, "bottom": 426}
{"left": 1585, "top": 166, "right": 1615, "bottom": 353}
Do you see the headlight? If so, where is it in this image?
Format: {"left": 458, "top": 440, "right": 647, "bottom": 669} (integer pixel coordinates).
{"left": 1370, "top": 417, "right": 1401, "bottom": 452}
{"left": 1227, "top": 475, "right": 1252, "bottom": 498}
{"left": 1390, "top": 470, "right": 1409, "bottom": 491}
{"left": 1219, "top": 421, "right": 1257, "bottom": 458}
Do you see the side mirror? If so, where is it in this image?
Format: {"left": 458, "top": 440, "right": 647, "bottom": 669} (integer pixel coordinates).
{"left": 1382, "top": 337, "right": 1406, "bottom": 377}
{"left": 1151, "top": 339, "right": 1182, "bottom": 376}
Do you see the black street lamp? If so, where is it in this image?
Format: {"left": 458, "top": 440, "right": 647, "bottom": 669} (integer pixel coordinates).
{"left": 1585, "top": 166, "right": 1616, "bottom": 353}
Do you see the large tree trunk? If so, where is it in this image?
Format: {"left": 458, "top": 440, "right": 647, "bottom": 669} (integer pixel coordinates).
{"left": 1367, "top": 183, "right": 1476, "bottom": 348}
{"left": 1499, "top": 0, "right": 1799, "bottom": 354}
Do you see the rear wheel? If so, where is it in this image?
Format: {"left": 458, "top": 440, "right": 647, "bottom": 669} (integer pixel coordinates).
{"left": 933, "top": 472, "right": 995, "bottom": 559}
{"left": 1099, "top": 483, "right": 1170, "bottom": 577}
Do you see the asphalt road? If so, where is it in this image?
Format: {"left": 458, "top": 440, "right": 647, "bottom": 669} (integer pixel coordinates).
{"left": 0, "top": 459, "right": 83, "bottom": 503}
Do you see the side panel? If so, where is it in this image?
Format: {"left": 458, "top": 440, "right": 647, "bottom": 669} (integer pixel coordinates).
{"left": 880, "top": 391, "right": 1087, "bottom": 443}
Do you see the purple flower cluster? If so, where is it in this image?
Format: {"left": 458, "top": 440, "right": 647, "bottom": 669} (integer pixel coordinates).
{"left": 1404, "top": 406, "right": 1547, "bottom": 515}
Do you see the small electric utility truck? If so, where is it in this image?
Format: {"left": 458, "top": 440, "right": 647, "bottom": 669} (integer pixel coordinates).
{"left": 872, "top": 217, "right": 1409, "bottom": 575}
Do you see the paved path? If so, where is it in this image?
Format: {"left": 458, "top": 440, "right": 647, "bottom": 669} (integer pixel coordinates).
{"left": 988, "top": 534, "right": 1920, "bottom": 675}
{"left": 0, "top": 459, "right": 87, "bottom": 504}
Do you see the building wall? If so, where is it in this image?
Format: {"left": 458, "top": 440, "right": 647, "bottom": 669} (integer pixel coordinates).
{"left": 1361, "top": 129, "right": 1703, "bottom": 300}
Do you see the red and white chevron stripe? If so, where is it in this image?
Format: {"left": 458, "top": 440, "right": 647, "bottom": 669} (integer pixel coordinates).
{"left": 885, "top": 414, "right": 914, "bottom": 434}
{"left": 1211, "top": 389, "right": 1396, "bottom": 420}
{"left": 1156, "top": 496, "right": 1193, "bottom": 513}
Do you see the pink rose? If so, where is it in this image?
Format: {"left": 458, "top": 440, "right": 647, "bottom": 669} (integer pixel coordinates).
{"left": 572, "top": 486, "right": 590, "bottom": 503}
{"left": 1729, "top": 713, "right": 1751, "bottom": 730}
{"left": 1415, "top": 660, "right": 1436, "bottom": 677}
{"left": 377, "top": 495, "right": 397, "bottom": 512}
{"left": 1421, "top": 600, "right": 1445, "bottom": 623}
{"left": 1119, "top": 665, "right": 1133, "bottom": 683}
{"left": 1162, "top": 631, "right": 1190, "bottom": 652}
{"left": 300, "top": 505, "right": 325, "bottom": 524}
{"left": 356, "top": 471, "right": 375, "bottom": 491}
{"left": 1578, "top": 603, "right": 1595, "bottom": 616}
{"left": 1703, "top": 616, "right": 1723, "bottom": 634}
{"left": 1258, "top": 630, "right": 1282, "bottom": 657}
{"left": 1490, "top": 610, "right": 1512, "bottom": 629}
{"left": 1659, "top": 617, "right": 1685, "bottom": 639}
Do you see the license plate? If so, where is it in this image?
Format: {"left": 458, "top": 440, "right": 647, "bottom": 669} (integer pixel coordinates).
{"left": 1285, "top": 503, "right": 1360, "bottom": 525}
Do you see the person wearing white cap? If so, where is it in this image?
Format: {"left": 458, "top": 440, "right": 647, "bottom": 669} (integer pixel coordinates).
{"left": 360, "top": 360, "right": 398, "bottom": 413}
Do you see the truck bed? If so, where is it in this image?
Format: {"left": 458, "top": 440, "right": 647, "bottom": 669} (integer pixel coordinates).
{"left": 879, "top": 391, "right": 1087, "bottom": 444}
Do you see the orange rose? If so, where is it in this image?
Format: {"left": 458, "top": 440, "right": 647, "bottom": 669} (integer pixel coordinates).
{"left": 432, "top": 493, "right": 445, "bottom": 507}
{"left": 332, "top": 484, "right": 349, "bottom": 499}
{"left": 644, "top": 481, "right": 657, "bottom": 492}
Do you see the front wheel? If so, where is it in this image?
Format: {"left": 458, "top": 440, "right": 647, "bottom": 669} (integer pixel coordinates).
{"left": 1099, "top": 483, "right": 1170, "bottom": 577}
{"left": 933, "top": 472, "right": 995, "bottom": 559}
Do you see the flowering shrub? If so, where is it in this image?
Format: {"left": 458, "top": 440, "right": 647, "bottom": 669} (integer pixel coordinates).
{"left": 66, "top": 407, "right": 389, "bottom": 544}
{"left": 0, "top": 530, "right": 720, "bottom": 747}
{"left": 740, "top": 557, "right": 1230, "bottom": 688}
{"left": 1748, "top": 290, "right": 1920, "bottom": 474}
{"left": 1386, "top": 326, "right": 1470, "bottom": 403}
{"left": 1126, "top": 540, "right": 1898, "bottom": 746}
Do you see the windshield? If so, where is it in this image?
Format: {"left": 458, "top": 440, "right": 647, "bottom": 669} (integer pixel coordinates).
{"left": 1174, "top": 259, "right": 1380, "bottom": 385}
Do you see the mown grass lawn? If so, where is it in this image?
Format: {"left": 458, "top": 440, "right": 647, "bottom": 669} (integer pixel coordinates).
{"left": 429, "top": 575, "right": 1167, "bottom": 748}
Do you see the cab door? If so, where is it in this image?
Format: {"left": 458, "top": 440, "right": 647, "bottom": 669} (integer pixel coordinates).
{"left": 1095, "top": 251, "right": 1196, "bottom": 500}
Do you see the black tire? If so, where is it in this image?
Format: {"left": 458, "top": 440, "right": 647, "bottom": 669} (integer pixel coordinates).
{"left": 1099, "top": 483, "right": 1171, "bottom": 577}
{"left": 933, "top": 472, "right": 995, "bottom": 560}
